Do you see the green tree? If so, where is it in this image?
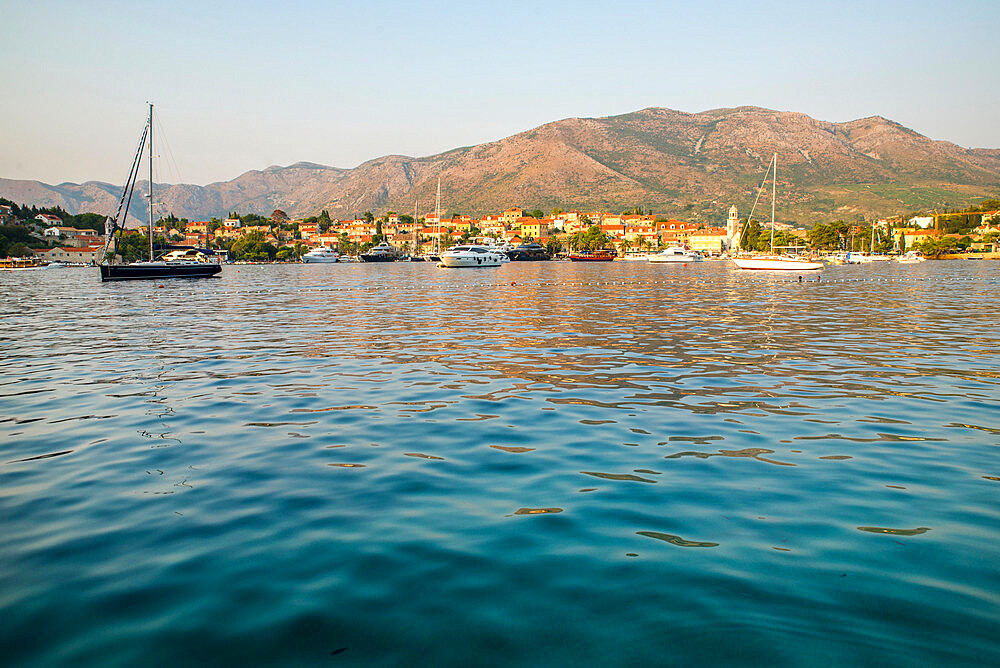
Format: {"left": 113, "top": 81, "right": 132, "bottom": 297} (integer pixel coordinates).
{"left": 68, "top": 212, "right": 108, "bottom": 234}
{"left": 530, "top": 209, "right": 544, "bottom": 219}
{"left": 318, "top": 209, "right": 332, "bottom": 233}
{"left": 239, "top": 212, "right": 268, "bottom": 225}
{"left": 338, "top": 232, "right": 357, "bottom": 256}
{"left": 0, "top": 224, "right": 37, "bottom": 255}
{"left": 569, "top": 225, "right": 609, "bottom": 251}
{"left": 363, "top": 211, "right": 374, "bottom": 223}
{"left": 545, "top": 236, "right": 563, "bottom": 256}
{"left": 230, "top": 230, "right": 277, "bottom": 261}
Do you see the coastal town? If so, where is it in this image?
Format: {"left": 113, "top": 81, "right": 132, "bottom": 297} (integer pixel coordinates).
{"left": 2, "top": 199, "right": 999, "bottom": 265}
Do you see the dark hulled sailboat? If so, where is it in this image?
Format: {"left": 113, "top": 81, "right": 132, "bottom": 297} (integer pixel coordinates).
{"left": 99, "top": 104, "right": 221, "bottom": 281}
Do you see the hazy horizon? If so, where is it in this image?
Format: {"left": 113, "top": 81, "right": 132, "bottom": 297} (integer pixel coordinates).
{"left": 3, "top": 0, "right": 998, "bottom": 187}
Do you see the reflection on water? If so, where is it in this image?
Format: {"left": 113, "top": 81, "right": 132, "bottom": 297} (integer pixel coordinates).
{"left": 664, "top": 447, "right": 796, "bottom": 466}
{"left": 856, "top": 526, "right": 932, "bottom": 536}
{"left": 2, "top": 261, "right": 1000, "bottom": 665}
{"left": 637, "top": 530, "right": 720, "bottom": 548}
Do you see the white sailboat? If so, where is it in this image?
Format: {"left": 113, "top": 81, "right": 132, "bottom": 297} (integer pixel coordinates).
{"left": 730, "top": 153, "right": 823, "bottom": 271}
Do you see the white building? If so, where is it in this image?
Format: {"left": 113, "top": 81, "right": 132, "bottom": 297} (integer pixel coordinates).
{"left": 36, "top": 213, "right": 62, "bottom": 227}
{"left": 43, "top": 226, "right": 87, "bottom": 238}
{"left": 909, "top": 216, "right": 934, "bottom": 229}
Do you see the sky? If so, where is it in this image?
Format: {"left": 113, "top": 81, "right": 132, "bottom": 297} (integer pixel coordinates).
{"left": 2, "top": 0, "right": 998, "bottom": 186}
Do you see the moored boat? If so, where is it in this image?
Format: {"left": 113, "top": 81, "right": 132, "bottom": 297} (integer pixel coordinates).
{"left": 568, "top": 249, "right": 616, "bottom": 262}
{"left": 1, "top": 256, "right": 46, "bottom": 270}
{"left": 506, "top": 243, "right": 551, "bottom": 261}
{"left": 648, "top": 246, "right": 703, "bottom": 263}
{"left": 440, "top": 245, "right": 509, "bottom": 268}
{"left": 731, "top": 254, "right": 824, "bottom": 271}
{"left": 302, "top": 246, "right": 340, "bottom": 263}
{"left": 359, "top": 242, "right": 399, "bottom": 262}
{"left": 730, "top": 153, "right": 822, "bottom": 272}
{"left": 99, "top": 104, "right": 221, "bottom": 281}
{"left": 896, "top": 250, "right": 926, "bottom": 264}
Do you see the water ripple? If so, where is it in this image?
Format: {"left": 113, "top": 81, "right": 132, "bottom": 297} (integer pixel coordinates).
{"left": 1, "top": 261, "right": 999, "bottom": 665}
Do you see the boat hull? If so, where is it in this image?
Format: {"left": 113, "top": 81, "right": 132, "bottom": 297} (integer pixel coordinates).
{"left": 506, "top": 245, "right": 552, "bottom": 261}
{"left": 302, "top": 257, "right": 339, "bottom": 263}
{"left": 507, "top": 251, "right": 552, "bottom": 261}
{"left": 731, "top": 256, "right": 823, "bottom": 271}
{"left": 358, "top": 254, "right": 397, "bottom": 262}
{"left": 439, "top": 255, "right": 506, "bottom": 268}
{"left": 648, "top": 254, "right": 702, "bottom": 263}
{"left": 100, "top": 262, "right": 222, "bottom": 281}
{"left": 568, "top": 254, "right": 615, "bottom": 262}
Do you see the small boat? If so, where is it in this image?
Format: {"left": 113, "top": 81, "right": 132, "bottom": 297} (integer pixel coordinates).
{"left": 845, "top": 252, "right": 869, "bottom": 264}
{"left": 302, "top": 246, "right": 340, "bottom": 263}
{"left": 506, "top": 243, "right": 551, "bottom": 261}
{"left": 100, "top": 104, "right": 221, "bottom": 281}
{"left": 731, "top": 254, "right": 824, "bottom": 271}
{"left": 440, "top": 245, "right": 509, "bottom": 268}
{"left": 359, "top": 241, "right": 399, "bottom": 262}
{"left": 648, "top": 246, "right": 703, "bottom": 263}
{"left": 568, "top": 250, "right": 616, "bottom": 262}
{"left": 1, "top": 256, "right": 46, "bottom": 270}
{"left": 618, "top": 251, "right": 649, "bottom": 261}
{"left": 730, "top": 153, "right": 822, "bottom": 272}
{"left": 896, "top": 250, "right": 926, "bottom": 264}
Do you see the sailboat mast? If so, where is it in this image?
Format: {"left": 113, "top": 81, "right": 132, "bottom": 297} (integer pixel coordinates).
{"left": 436, "top": 177, "right": 441, "bottom": 253}
{"left": 770, "top": 153, "right": 776, "bottom": 254}
{"left": 148, "top": 102, "right": 154, "bottom": 262}
{"left": 413, "top": 200, "right": 418, "bottom": 256}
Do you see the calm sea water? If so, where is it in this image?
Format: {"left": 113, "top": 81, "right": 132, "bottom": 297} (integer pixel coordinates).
{"left": 2, "top": 260, "right": 999, "bottom": 666}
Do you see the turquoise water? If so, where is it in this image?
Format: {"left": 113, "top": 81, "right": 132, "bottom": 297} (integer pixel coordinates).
{"left": 2, "top": 260, "right": 999, "bottom": 666}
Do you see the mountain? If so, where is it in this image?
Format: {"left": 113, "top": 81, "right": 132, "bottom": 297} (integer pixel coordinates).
{"left": 3, "top": 106, "right": 998, "bottom": 226}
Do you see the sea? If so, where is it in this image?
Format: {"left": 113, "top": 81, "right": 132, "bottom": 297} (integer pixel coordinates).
{"left": 2, "top": 259, "right": 998, "bottom": 667}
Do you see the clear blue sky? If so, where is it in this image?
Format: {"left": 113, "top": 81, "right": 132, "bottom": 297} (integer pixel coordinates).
{"left": 2, "top": 0, "right": 998, "bottom": 186}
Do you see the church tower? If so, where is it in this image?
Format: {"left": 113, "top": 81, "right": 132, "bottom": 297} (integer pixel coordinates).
{"left": 727, "top": 205, "right": 740, "bottom": 251}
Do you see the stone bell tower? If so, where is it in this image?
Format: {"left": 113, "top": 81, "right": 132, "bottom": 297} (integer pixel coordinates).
{"left": 727, "top": 205, "right": 740, "bottom": 251}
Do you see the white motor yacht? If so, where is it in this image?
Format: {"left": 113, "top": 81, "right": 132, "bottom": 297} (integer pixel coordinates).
{"left": 302, "top": 247, "right": 339, "bottom": 263}
{"left": 648, "top": 246, "right": 703, "bottom": 263}
{"left": 439, "top": 245, "right": 509, "bottom": 268}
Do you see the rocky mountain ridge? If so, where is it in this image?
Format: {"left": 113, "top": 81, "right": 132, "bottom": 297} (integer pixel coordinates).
{"left": 3, "top": 106, "right": 997, "bottom": 226}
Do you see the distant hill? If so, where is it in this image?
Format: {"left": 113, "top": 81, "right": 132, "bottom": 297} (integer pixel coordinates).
{"left": 3, "top": 106, "right": 998, "bottom": 226}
